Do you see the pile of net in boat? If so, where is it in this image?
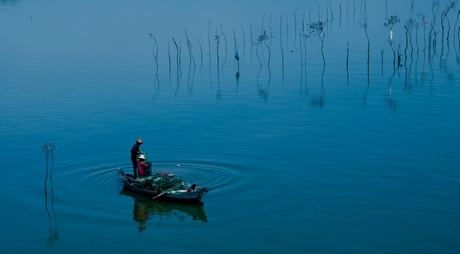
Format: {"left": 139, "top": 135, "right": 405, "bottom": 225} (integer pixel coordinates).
{"left": 133, "top": 171, "right": 183, "bottom": 191}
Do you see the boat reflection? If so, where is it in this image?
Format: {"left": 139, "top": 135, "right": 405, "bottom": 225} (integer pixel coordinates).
{"left": 120, "top": 189, "right": 208, "bottom": 232}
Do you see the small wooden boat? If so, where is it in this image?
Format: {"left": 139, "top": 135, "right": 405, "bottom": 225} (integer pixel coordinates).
{"left": 119, "top": 169, "right": 208, "bottom": 204}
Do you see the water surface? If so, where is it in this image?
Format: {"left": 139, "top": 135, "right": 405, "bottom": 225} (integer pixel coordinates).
{"left": 1, "top": 0, "right": 459, "bottom": 253}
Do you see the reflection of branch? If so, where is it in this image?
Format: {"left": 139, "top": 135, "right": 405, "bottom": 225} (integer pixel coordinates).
{"left": 429, "top": 1, "right": 440, "bottom": 56}
{"left": 150, "top": 34, "right": 159, "bottom": 69}
{"left": 453, "top": 9, "right": 460, "bottom": 62}
{"left": 250, "top": 21, "right": 253, "bottom": 61}
{"left": 360, "top": 0, "right": 370, "bottom": 81}
{"left": 168, "top": 41, "right": 171, "bottom": 85}
{"left": 220, "top": 23, "right": 228, "bottom": 62}
{"left": 198, "top": 36, "right": 203, "bottom": 71}
{"left": 46, "top": 177, "right": 59, "bottom": 246}
{"left": 257, "top": 77, "right": 270, "bottom": 104}
{"left": 208, "top": 19, "right": 212, "bottom": 67}
{"left": 185, "top": 30, "right": 196, "bottom": 95}
{"left": 255, "top": 40, "right": 271, "bottom": 104}
{"left": 293, "top": 6, "right": 298, "bottom": 48}
{"left": 264, "top": 41, "right": 271, "bottom": 73}
{"left": 310, "top": 94, "right": 325, "bottom": 108}
{"left": 384, "top": 71, "right": 399, "bottom": 111}
{"left": 42, "top": 142, "right": 59, "bottom": 246}
{"left": 215, "top": 30, "right": 221, "bottom": 100}
{"left": 280, "top": 15, "right": 285, "bottom": 82}
{"left": 172, "top": 37, "right": 182, "bottom": 97}
{"left": 440, "top": 1, "right": 457, "bottom": 67}
{"left": 311, "top": 64, "right": 326, "bottom": 109}
{"left": 150, "top": 34, "right": 160, "bottom": 88}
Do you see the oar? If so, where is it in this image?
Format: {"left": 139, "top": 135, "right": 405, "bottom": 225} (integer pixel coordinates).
{"left": 151, "top": 183, "right": 183, "bottom": 200}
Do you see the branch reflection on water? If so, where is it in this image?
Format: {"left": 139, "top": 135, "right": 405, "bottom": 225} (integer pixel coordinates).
{"left": 41, "top": 142, "right": 59, "bottom": 246}
{"left": 119, "top": 189, "right": 208, "bottom": 233}
{"left": 145, "top": 1, "right": 459, "bottom": 108}
{"left": 385, "top": 70, "right": 399, "bottom": 111}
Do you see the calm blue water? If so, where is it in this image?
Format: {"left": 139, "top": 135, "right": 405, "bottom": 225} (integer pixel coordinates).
{"left": 1, "top": 0, "right": 459, "bottom": 253}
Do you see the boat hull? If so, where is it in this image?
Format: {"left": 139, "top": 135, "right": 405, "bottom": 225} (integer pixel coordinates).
{"left": 120, "top": 170, "right": 208, "bottom": 204}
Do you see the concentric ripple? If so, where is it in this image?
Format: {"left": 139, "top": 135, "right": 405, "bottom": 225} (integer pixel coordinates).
{"left": 50, "top": 151, "right": 256, "bottom": 203}
{"left": 149, "top": 159, "right": 250, "bottom": 194}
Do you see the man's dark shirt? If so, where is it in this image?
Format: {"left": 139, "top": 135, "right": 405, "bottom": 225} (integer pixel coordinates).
{"left": 130, "top": 142, "right": 141, "bottom": 158}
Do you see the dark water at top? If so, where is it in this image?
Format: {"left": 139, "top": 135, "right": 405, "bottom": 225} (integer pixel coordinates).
{"left": 1, "top": 0, "right": 459, "bottom": 253}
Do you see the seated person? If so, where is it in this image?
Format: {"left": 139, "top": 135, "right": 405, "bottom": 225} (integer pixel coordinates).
{"left": 137, "top": 154, "right": 148, "bottom": 177}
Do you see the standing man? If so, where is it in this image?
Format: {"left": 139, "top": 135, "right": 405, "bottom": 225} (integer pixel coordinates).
{"left": 130, "top": 138, "right": 143, "bottom": 178}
